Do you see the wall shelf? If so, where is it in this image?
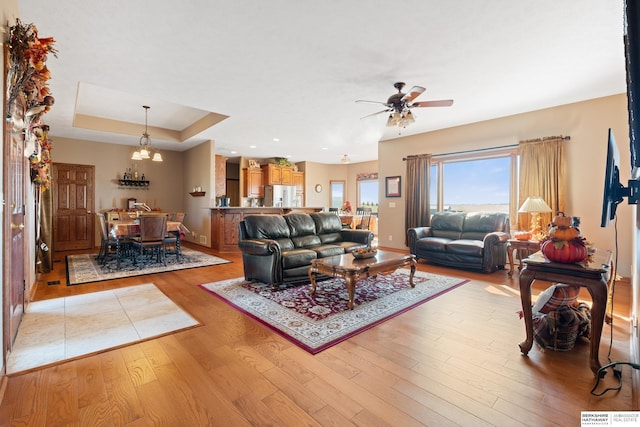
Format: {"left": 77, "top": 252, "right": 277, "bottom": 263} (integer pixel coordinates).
{"left": 190, "top": 191, "right": 206, "bottom": 197}
{"left": 119, "top": 179, "right": 150, "bottom": 187}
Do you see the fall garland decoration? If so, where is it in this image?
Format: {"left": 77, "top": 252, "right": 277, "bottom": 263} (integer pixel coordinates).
{"left": 6, "top": 19, "right": 57, "bottom": 190}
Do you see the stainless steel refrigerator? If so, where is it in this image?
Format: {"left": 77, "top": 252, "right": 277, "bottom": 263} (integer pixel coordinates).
{"left": 263, "top": 185, "right": 297, "bottom": 207}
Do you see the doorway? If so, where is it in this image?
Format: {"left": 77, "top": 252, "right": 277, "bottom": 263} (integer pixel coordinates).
{"left": 52, "top": 163, "right": 95, "bottom": 251}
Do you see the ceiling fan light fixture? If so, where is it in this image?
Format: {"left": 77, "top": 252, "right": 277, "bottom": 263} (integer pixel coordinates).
{"left": 341, "top": 154, "right": 350, "bottom": 164}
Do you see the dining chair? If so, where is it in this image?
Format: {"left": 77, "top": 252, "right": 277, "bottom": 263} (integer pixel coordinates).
{"left": 118, "top": 211, "right": 138, "bottom": 221}
{"left": 164, "top": 212, "right": 186, "bottom": 261}
{"left": 355, "top": 208, "right": 372, "bottom": 230}
{"left": 96, "top": 213, "right": 130, "bottom": 268}
{"left": 132, "top": 215, "right": 168, "bottom": 266}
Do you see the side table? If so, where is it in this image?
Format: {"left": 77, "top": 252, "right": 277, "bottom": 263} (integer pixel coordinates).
{"left": 507, "top": 238, "right": 540, "bottom": 276}
{"left": 518, "top": 250, "right": 612, "bottom": 376}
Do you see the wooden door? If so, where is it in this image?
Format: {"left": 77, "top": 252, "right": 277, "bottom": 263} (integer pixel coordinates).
{"left": 4, "top": 95, "right": 27, "bottom": 351}
{"left": 53, "top": 163, "right": 95, "bottom": 251}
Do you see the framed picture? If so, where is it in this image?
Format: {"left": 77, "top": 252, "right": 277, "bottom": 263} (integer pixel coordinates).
{"left": 248, "top": 159, "right": 259, "bottom": 168}
{"left": 385, "top": 176, "right": 401, "bottom": 197}
{"left": 127, "top": 198, "right": 137, "bottom": 210}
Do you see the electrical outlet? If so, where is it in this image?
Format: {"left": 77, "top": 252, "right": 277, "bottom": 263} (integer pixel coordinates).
{"left": 388, "top": 235, "right": 393, "bottom": 241}
{"left": 191, "top": 231, "right": 197, "bottom": 238}
{"left": 389, "top": 202, "right": 396, "bottom": 208}
{"left": 199, "top": 235, "right": 207, "bottom": 245}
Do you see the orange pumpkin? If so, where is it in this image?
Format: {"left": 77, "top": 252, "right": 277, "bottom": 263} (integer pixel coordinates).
{"left": 541, "top": 240, "right": 588, "bottom": 263}
{"left": 548, "top": 225, "right": 580, "bottom": 241}
{"left": 551, "top": 212, "right": 572, "bottom": 227}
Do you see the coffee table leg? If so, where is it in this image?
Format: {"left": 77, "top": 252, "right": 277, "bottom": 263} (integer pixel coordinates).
{"left": 345, "top": 274, "right": 356, "bottom": 309}
{"left": 308, "top": 266, "right": 318, "bottom": 296}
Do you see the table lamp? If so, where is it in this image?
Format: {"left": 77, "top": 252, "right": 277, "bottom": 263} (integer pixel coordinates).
{"left": 518, "top": 196, "right": 552, "bottom": 240}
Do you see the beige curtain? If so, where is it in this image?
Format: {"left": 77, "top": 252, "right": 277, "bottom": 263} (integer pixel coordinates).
{"left": 518, "top": 137, "right": 566, "bottom": 231}
{"left": 405, "top": 154, "right": 432, "bottom": 245}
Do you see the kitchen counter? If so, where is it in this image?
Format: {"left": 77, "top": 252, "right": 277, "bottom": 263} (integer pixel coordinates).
{"left": 210, "top": 207, "right": 323, "bottom": 252}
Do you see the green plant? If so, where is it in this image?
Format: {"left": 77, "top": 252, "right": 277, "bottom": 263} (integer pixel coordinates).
{"left": 273, "top": 157, "right": 291, "bottom": 167}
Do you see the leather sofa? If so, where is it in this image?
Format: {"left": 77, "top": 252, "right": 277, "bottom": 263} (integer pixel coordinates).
{"left": 407, "top": 211, "right": 510, "bottom": 273}
{"left": 238, "top": 212, "right": 374, "bottom": 287}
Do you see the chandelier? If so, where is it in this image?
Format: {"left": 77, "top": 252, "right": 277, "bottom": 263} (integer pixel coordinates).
{"left": 131, "top": 105, "right": 163, "bottom": 162}
{"left": 341, "top": 154, "right": 350, "bottom": 164}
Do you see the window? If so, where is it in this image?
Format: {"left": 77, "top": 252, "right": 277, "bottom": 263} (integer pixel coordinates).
{"left": 357, "top": 179, "right": 379, "bottom": 213}
{"left": 429, "top": 148, "right": 519, "bottom": 223}
{"left": 330, "top": 181, "right": 345, "bottom": 208}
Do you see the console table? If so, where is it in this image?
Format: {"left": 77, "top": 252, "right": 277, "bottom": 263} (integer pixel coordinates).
{"left": 518, "top": 250, "right": 612, "bottom": 376}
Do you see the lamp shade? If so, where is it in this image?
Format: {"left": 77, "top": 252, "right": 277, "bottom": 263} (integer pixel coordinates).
{"left": 518, "top": 196, "right": 552, "bottom": 213}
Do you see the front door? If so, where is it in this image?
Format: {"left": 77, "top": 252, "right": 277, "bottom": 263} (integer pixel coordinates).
{"left": 53, "top": 163, "right": 95, "bottom": 251}
{"left": 4, "top": 95, "right": 27, "bottom": 352}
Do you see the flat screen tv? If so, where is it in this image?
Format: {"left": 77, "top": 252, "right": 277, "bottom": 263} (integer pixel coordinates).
{"left": 601, "top": 128, "right": 625, "bottom": 227}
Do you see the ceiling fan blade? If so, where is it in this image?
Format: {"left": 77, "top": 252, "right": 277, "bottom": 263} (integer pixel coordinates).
{"left": 401, "top": 86, "right": 426, "bottom": 103}
{"left": 411, "top": 99, "right": 454, "bottom": 108}
{"left": 355, "top": 100, "right": 390, "bottom": 106}
{"left": 360, "top": 109, "right": 391, "bottom": 119}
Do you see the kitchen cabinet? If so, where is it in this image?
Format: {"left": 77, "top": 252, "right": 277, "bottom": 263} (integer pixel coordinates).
{"left": 293, "top": 171, "right": 304, "bottom": 195}
{"left": 281, "top": 167, "right": 293, "bottom": 184}
{"left": 262, "top": 164, "right": 294, "bottom": 185}
{"left": 243, "top": 167, "right": 264, "bottom": 197}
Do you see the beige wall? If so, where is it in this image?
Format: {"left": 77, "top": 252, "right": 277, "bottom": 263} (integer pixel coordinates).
{"left": 378, "top": 94, "right": 634, "bottom": 277}
{"left": 53, "top": 137, "right": 187, "bottom": 246}
{"left": 300, "top": 160, "right": 379, "bottom": 209}
{"left": 183, "top": 140, "right": 215, "bottom": 246}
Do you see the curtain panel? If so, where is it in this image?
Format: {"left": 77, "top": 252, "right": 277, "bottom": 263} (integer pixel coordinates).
{"left": 404, "top": 154, "right": 432, "bottom": 245}
{"left": 518, "top": 137, "right": 566, "bottom": 231}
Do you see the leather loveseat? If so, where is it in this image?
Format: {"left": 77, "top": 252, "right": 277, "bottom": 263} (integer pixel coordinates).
{"left": 238, "top": 212, "right": 374, "bottom": 287}
{"left": 406, "top": 211, "right": 510, "bottom": 273}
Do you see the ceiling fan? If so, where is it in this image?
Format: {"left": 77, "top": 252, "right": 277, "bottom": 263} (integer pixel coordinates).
{"left": 356, "top": 82, "right": 453, "bottom": 128}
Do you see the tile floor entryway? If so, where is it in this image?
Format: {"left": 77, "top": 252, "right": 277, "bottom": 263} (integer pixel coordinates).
{"left": 6, "top": 283, "right": 199, "bottom": 374}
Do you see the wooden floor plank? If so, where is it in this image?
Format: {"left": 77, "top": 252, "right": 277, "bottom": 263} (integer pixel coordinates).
{"left": 0, "top": 242, "right": 634, "bottom": 426}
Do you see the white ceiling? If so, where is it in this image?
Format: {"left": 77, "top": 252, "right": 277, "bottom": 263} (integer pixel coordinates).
{"left": 16, "top": 0, "right": 626, "bottom": 164}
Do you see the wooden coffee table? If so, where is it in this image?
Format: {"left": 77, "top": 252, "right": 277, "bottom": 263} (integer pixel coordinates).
{"left": 308, "top": 250, "right": 417, "bottom": 309}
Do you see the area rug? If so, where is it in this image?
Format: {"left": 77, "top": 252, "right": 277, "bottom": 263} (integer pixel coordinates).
{"left": 6, "top": 283, "right": 200, "bottom": 375}
{"left": 199, "top": 269, "right": 468, "bottom": 354}
{"left": 66, "top": 247, "right": 231, "bottom": 285}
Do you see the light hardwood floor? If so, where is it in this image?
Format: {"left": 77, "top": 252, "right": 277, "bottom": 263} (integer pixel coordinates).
{"left": 0, "top": 243, "right": 635, "bottom": 426}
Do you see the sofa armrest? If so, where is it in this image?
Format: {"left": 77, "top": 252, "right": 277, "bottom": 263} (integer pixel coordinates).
{"left": 407, "top": 227, "right": 432, "bottom": 254}
{"left": 238, "top": 238, "right": 281, "bottom": 256}
{"left": 482, "top": 231, "right": 509, "bottom": 246}
{"left": 481, "top": 231, "right": 510, "bottom": 272}
{"left": 339, "top": 229, "right": 374, "bottom": 245}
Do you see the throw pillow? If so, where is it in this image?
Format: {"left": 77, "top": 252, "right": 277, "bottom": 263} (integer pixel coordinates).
{"left": 532, "top": 283, "right": 580, "bottom": 314}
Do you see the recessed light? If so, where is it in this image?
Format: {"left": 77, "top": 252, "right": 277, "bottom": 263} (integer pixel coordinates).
{"left": 249, "top": 145, "right": 256, "bottom": 149}
{"left": 230, "top": 151, "right": 237, "bottom": 154}
{"left": 321, "top": 147, "right": 328, "bottom": 150}
{"left": 273, "top": 138, "right": 280, "bottom": 142}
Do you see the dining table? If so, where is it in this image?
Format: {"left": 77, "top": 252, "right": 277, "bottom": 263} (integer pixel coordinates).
{"left": 109, "top": 219, "right": 189, "bottom": 262}
{"left": 109, "top": 219, "right": 188, "bottom": 239}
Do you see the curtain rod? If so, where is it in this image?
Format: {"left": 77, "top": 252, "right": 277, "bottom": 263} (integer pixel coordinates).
{"left": 402, "top": 135, "right": 570, "bottom": 160}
